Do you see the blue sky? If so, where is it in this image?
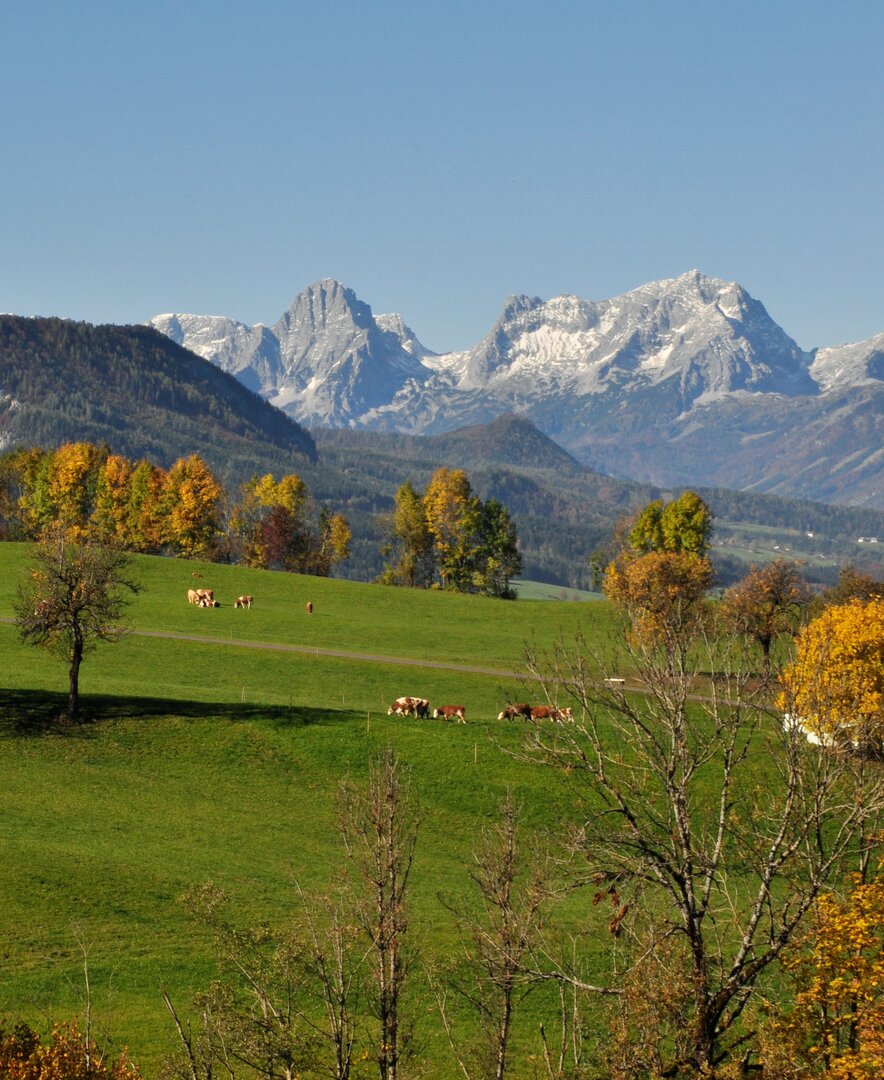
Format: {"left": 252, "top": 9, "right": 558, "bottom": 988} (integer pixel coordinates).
{"left": 2, "top": 0, "right": 881, "bottom": 352}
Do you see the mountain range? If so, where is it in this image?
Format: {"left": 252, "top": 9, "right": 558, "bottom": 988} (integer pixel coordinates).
{"left": 149, "top": 272, "right": 884, "bottom": 509}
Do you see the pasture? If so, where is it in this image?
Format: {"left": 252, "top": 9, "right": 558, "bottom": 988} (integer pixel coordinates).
{"left": 0, "top": 543, "right": 621, "bottom": 1073}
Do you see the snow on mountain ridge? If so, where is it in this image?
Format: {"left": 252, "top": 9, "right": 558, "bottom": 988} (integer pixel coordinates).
{"left": 147, "top": 272, "right": 880, "bottom": 432}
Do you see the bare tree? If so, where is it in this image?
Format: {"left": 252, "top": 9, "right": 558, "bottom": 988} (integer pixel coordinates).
{"left": 432, "top": 793, "right": 562, "bottom": 1080}
{"left": 14, "top": 527, "right": 140, "bottom": 719}
{"left": 521, "top": 618, "right": 884, "bottom": 1076}
{"left": 339, "top": 749, "right": 419, "bottom": 1080}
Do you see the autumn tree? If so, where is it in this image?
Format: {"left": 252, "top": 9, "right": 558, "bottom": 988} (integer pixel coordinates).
{"left": 0, "top": 447, "right": 41, "bottom": 539}
{"left": 759, "top": 872, "right": 884, "bottom": 1079}
{"left": 18, "top": 443, "right": 106, "bottom": 539}
{"left": 14, "top": 529, "right": 141, "bottom": 720}
{"left": 423, "top": 467, "right": 475, "bottom": 588}
{"left": 125, "top": 459, "right": 166, "bottom": 553}
{"left": 522, "top": 593, "right": 884, "bottom": 1075}
{"left": 160, "top": 455, "right": 222, "bottom": 558}
{"left": 603, "top": 549, "right": 713, "bottom": 652}
{"left": 824, "top": 564, "right": 884, "bottom": 605}
{"left": 310, "top": 506, "right": 352, "bottom": 576}
{"left": 234, "top": 473, "right": 350, "bottom": 576}
{"left": 721, "top": 558, "right": 813, "bottom": 679}
{"left": 380, "top": 481, "right": 435, "bottom": 588}
{"left": 0, "top": 1020, "right": 141, "bottom": 1079}
{"left": 383, "top": 471, "right": 521, "bottom": 595}
{"left": 90, "top": 454, "right": 134, "bottom": 547}
{"left": 779, "top": 598, "right": 884, "bottom": 755}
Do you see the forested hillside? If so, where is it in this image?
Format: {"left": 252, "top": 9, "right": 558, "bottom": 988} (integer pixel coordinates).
{"left": 0, "top": 316, "right": 316, "bottom": 484}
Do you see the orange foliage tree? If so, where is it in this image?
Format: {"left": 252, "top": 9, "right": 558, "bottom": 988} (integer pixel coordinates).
{"left": 721, "top": 559, "right": 813, "bottom": 679}
{"left": 603, "top": 549, "right": 713, "bottom": 653}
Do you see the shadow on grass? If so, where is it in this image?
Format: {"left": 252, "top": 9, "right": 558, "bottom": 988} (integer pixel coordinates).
{"left": 0, "top": 688, "right": 351, "bottom": 737}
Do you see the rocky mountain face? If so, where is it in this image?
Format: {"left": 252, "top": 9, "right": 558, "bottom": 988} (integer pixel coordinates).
{"left": 148, "top": 272, "right": 884, "bottom": 508}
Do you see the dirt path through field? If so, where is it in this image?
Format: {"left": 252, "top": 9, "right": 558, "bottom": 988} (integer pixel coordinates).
{"left": 133, "top": 627, "right": 527, "bottom": 679}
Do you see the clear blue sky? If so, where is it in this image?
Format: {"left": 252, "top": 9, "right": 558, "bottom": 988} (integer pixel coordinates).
{"left": 2, "top": 0, "right": 881, "bottom": 352}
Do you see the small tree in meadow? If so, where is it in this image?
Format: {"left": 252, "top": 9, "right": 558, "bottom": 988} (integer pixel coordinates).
{"left": 14, "top": 528, "right": 141, "bottom": 720}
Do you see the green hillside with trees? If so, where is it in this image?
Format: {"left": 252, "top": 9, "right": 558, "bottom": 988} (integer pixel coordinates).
{"left": 0, "top": 508, "right": 881, "bottom": 1077}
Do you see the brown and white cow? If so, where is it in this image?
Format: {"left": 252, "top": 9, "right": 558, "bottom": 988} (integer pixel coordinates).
{"left": 530, "top": 705, "right": 555, "bottom": 721}
{"left": 388, "top": 696, "right": 430, "bottom": 718}
{"left": 187, "top": 588, "right": 200, "bottom": 605}
{"left": 497, "top": 703, "right": 533, "bottom": 721}
{"left": 234, "top": 595, "right": 253, "bottom": 608}
{"left": 433, "top": 705, "right": 466, "bottom": 724}
{"left": 305, "top": 601, "right": 314, "bottom": 614}
{"left": 196, "top": 588, "right": 214, "bottom": 604}
{"left": 552, "top": 706, "right": 573, "bottom": 722}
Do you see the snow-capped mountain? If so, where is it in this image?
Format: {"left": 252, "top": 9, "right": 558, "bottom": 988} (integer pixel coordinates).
{"left": 148, "top": 272, "right": 884, "bottom": 507}
{"left": 153, "top": 280, "right": 429, "bottom": 426}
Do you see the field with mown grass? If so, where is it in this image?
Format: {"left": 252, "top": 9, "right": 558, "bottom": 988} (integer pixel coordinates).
{"left": 0, "top": 543, "right": 626, "bottom": 1074}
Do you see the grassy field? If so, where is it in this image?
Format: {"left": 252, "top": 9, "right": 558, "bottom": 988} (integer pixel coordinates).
{"left": 0, "top": 543, "right": 623, "bottom": 1074}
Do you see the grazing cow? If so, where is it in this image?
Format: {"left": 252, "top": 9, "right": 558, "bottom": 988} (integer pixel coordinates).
{"left": 305, "top": 601, "right": 314, "bottom": 614}
{"left": 196, "top": 588, "right": 214, "bottom": 603}
{"left": 552, "top": 706, "right": 573, "bottom": 722}
{"left": 497, "top": 703, "right": 533, "bottom": 721}
{"left": 433, "top": 705, "right": 466, "bottom": 724}
{"left": 388, "top": 696, "right": 430, "bottom": 718}
{"left": 187, "top": 588, "right": 200, "bottom": 605}
{"left": 234, "top": 595, "right": 253, "bottom": 608}
{"left": 530, "top": 705, "right": 555, "bottom": 721}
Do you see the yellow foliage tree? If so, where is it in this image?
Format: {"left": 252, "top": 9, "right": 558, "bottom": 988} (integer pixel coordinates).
{"left": 423, "top": 467, "right": 473, "bottom": 587}
{"left": 19, "top": 443, "right": 104, "bottom": 538}
{"left": 48, "top": 443, "right": 105, "bottom": 537}
{"left": 160, "top": 455, "right": 221, "bottom": 559}
{"left": 90, "top": 454, "right": 133, "bottom": 546}
{"left": 761, "top": 873, "right": 884, "bottom": 1079}
{"left": 0, "top": 1020, "right": 141, "bottom": 1078}
{"left": 779, "top": 599, "right": 884, "bottom": 754}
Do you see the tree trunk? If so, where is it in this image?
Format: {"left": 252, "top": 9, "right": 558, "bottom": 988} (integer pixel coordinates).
{"left": 68, "top": 634, "right": 83, "bottom": 719}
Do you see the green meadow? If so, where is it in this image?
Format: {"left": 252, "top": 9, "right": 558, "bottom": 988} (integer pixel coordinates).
{"left": 0, "top": 543, "right": 622, "bottom": 1073}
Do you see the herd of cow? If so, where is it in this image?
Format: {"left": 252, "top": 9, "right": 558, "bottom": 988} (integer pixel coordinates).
{"left": 186, "top": 588, "right": 314, "bottom": 612}
{"left": 187, "top": 587, "right": 252, "bottom": 609}
{"left": 186, "top": 584, "right": 572, "bottom": 725}
{"left": 386, "top": 696, "right": 573, "bottom": 724}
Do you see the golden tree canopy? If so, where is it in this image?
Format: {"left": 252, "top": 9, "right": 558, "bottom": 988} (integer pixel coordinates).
{"left": 779, "top": 599, "right": 884, "bottom": 751}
